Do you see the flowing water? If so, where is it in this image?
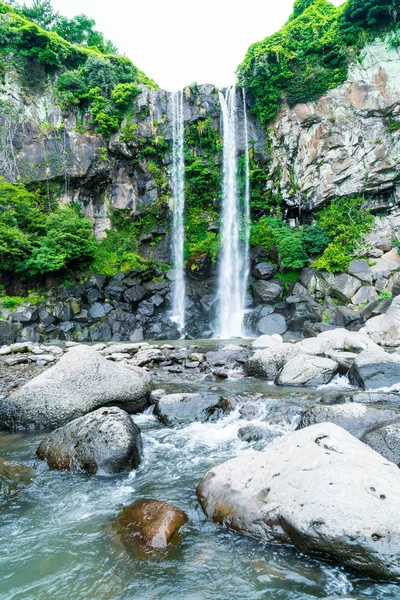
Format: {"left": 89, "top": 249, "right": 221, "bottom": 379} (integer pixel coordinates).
{"left": 170, "top": 90, "right": 186, "bottom": 332}
{"left": 217, "top": 87, "right": 250, "bottom": 339}
{"left": 0, "top": 357, "right": 399, "bottom": 600}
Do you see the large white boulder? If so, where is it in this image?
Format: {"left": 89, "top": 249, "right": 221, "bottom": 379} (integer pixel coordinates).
{"left": 276, "top": 354, "right": 338, "bottom": 386}
{"left": 197, "top": 423, "right": 400, "bottom": 581}
{"left": 0, "top": 346, "right": 152, "bottom": 430}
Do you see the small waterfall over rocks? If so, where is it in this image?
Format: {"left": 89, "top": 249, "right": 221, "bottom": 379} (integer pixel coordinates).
{"left": 170, "top": 90, "right": 186, "bottom": 332}
{"left": 216, "top": 86, "right": 250, "bottom": 339}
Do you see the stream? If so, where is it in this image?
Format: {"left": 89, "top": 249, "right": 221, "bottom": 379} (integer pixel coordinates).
{"left": 0, "top": 344, "right": 399, "bottom": 600}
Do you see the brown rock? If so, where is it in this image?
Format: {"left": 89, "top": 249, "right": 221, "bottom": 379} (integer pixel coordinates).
{"left": 113, "top": 499, "right": 188, "bottom": 555}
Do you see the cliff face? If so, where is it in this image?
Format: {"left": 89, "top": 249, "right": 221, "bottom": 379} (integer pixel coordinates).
{"left": 268, "top": 40, "right": 400, "bottom": 216}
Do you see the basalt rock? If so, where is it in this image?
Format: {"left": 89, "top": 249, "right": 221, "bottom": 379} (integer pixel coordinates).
{"left": 37, "top": 406, "right": 142, "bottom": 475}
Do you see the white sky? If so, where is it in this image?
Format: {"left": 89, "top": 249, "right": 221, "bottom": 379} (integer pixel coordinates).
{"left": 44, "top": 0, "right": 346, "bottom": 90}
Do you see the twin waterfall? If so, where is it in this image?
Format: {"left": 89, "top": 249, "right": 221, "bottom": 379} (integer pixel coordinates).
{"left": 170, "top": 86, "right": 250, "bottom": 339}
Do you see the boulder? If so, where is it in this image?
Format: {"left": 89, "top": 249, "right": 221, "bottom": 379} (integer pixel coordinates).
{"left": 297, "top": 403, "right": 399, "bottom": 438}
{"left": 335, "top": 306, "right": 364, "bottom": 329}
{"left": 362, "top": 295, "right": 400, "bottom": 347}
{"left": 0, "top": 322, "right": 19, "bottom": 345}
{"left": 257, "top": 314, "right": 287, "bottom": 336}
{"left": 251, "top": 334, "right": 283, "bottom": 349}
{"left": 252, "top": 262, "right": 277, "bottom": 280}
{"left": 37, "top": 407, "right": 142, "bottom": 475}
{"left": 0, "top": 345, "right": 151, "bottom": 430}
{"left": 11, "top": 306, "right": 38, "bottom": 324}
{"left": 329, "top": 273, "right": 362, "bottom": 302}
{"left": 245, "top": 344, "right": 299, "bottom": 380}
{"left": 276, "top": 354, "right": 338, "bottom": 386}
{"left": 352, "top": 286, "right": 378, "bottom": 306}
{"left": 196, "top": 422, "right": 400, "bottom": 581}
{"left": 348, "top": 350, "right": 400, "bottom": 390}
{"left": 113, "top": 499, "right": 188, "bottom": 554}
{"left": 297, "top": 328, "right": 380, "bottom": 356}
{"left": 0, "top": 457, "right": 35, "bottom": 499}
{"left": 252, "top": 279, "right": 285, "bottom": 304}
{"left": 363, "top": 422, "right": 400, "bottom": 467}
{"left": 154, "top": 393, "right": 233, "bottom": 425}
{"left": 348, "top": 259, "right": 374, "bottom": 284}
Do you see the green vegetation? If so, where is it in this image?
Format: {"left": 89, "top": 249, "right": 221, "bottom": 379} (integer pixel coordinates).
{"left": 312, "top": 197, "right": 374, "bottom": 272}
{"left": 0, "top": 177, "right": 97, "bottom": 276}
{"left": 0, "top": 1, "right": 157, "bottom": 137}
{"left": 237, "top": 0, "right": 397, "bottom": 125}
{"left": 183, "top": 117, "right": 222, "bottom": 261}
{"left": 250, "top": 197, "right": 373, "bottom": 273}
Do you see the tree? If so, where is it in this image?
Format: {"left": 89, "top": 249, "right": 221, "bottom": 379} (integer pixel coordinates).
{"left": 19, "top": 0, "right": 57, "bottom": 29}
{"left": 52, "top": 14, "right": 118, "bottom": 54}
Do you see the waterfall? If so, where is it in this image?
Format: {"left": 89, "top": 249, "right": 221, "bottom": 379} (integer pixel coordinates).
{"left": 170, "top": 90, "right": 186, "bottom": 332}
{"left": 217, "top": 86, "right": 250, "bottom": 338}
{"left": 241, "top": 88, "right": 251, "bottom": 323}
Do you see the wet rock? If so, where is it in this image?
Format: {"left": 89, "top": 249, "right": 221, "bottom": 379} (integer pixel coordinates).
{"left": 0, "top": 345, "right": 151, "bottom": 430}
{"left": 297, "top": 403, "right": 399, "bottom": 438}
{"left": 196, "top": 422, "right": 400, "bottom": 581}
{"left": 88, "top": 303, "right": 107, "bottom": 319}
{"left": 113, "top": 499, "right": 188, "bottom": 554}
{"left": 39, "top": 309, "right": 55, "bottom": 327}
{"left": 325, "top": 350, "right": 357, "bottom": 371}
{"left": 252, "top": 279, "right": 285, "bottom": 304}
{"left": 123, "top": 284, "right": 147, "bottom": 304}
{"left": 186, "top": 253, "right": 211, "bottom": 280}
{"left": 286, "top": 296, "right": 322, "bottom": 330}
{"left": 89, "top": 322, "right": 112, "bottom": 342}
{"left": 362, "top": 295, "right": 400, "bottom": 347}
{"left": 276, "top": 354, "right": 338, "bottom": 386}
{"left": 363, "top": 422, "right": 400, "bottom": 467}
{"left": 155, "top": 393, "right": 233, "bottom": 425}
{"left": 252, "top": 262, "right": 277, "bottom": 280}
{"left": 0, "top": 457, "right": 35, "bottom": 499}
{"left": 52, "top": 302, "right": 71, "bottom": 322}
{"left": 37, "top": 407, "right": 142, "bottom": 475}
{"left": 348, "top": 350, "right": 400, "bottom": 390}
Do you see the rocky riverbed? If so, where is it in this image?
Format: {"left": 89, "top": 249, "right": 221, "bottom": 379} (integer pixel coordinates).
{"left": 0, "top": 325, "right": 400, "bottom": 599}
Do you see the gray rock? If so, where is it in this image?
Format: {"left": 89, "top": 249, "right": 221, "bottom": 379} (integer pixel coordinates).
{"left": 257, "top": 314, "right": 287, "bottom": 336}
{"left": 89, "top": 322, "right": 112, "bottom": 342}
{"left": 297, "top": 403, "right": 399, "bottom": 438}
{"left": 197, "top": 422, "right": 400, "bottom": 581}
{"left": 52, "top": 302, "right": 71, "bottom": 322}
{"left": 363, "top": 422, "right": 400, "bottom": 467}
{"left": 252, "top": 262, "right": 277, "bottom": 280}
{"left": 123, "top": 285, "right": 147, "bottom": 304}
{"left": 245, "top": 344, "right": 299, "bottom": 380}
{"left": 39, "top": 310, "right": 55, "bottom": 328}
{"left": 276, "top": 354, "right": 338, "bottom": 386}
{"left": 155, "top": 393, "right": 233, "bottom": 425}
{"left": 348, "top": 259, "right": 374, "bottom": 284}
{"left": 335, "top": 306, "right": 364, "bottom": 329}
{"left": 330, "top": 273, "right": 362, "bottom": 302}
{"left": 362, "top": 295, "right": 400, "bottom": 347}
{"left": 352, "top": 286, "right": 378, "bottom": 306}
{"left": 88, "top": 302, "right": 106, "bottom": 319}
{"left": 11, "top": 306, "right": 38, "bottom": 324}
{"left": 37, "top": 406, "right": 142, "bottom": 475}
{"left": 252, "top": 279, "right": 285, "bottom": 304}
{"left": 348, "top": 350, "right": 400, "bottom": 390}
{"left": 0, "top": 345, "right": 151, "bottom": 430}
{"left": 0, "top": 322, "right": 19, "bottom": 345}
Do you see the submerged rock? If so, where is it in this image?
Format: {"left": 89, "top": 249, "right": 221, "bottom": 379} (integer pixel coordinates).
{"left": 155, "top": 393, "right": 233, "bottom": 425}
{"left": 197, "top": 423, "right": 400, "bottom": 581}
{"left": 37, "top": 407, "right": 142, "bottom": 475}
{"left": 113, "top": 499, "right": 188, "bottom": 554}
{"left": 0, "top": 457, "right": 35, "bottom": 499}
{"left": 0, "top": 346, "right": 152, "bottom": 430}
